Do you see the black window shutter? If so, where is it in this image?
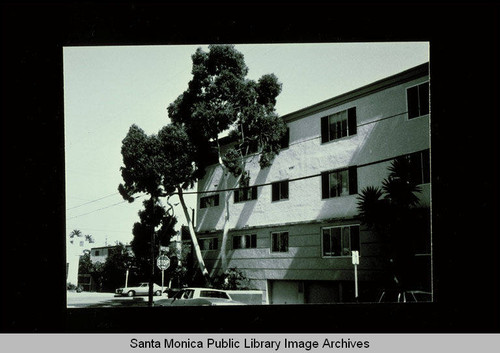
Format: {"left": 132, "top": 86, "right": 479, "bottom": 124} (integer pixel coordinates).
{"left": 419, "top": 83, "right": 430, "bottom": 116}
{"left": 348, "top": 167, "right": 358, "bottom": 195}
{"left": 214, "top": 194, "right": 219, "bottom": 206}
{"left": 272, "top": 182, "right": 279, "bottom": 201}
{"left": 251, "top": 186, "right": 258, "bottom": 200}
{"left": 321, "top": 116, "right": 329, "bottom": 143}
{"left": 280, "top": 127, "right": 290, "bottom": 149}
{"left": 350, "top": 226, "right": 360, "bottom": 252}
{"left": 407, "top": 86, "right": 419, "bottom": 119}
{"left": 321, "top": 172, "right": 330, "bottom": 199}
{"left": 348, "top": 107, "right": 357, "bottom": 136}
{"left": 281, "top": 180, "right": 289, "bottom": 199}
{"left": 234, "top": 190, "right": 240, "bottom": 203}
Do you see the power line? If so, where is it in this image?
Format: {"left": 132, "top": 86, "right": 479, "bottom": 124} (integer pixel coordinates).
{"left": 67, "top": 195, "right": 144, "bottom": 219}
{"left": 66, "top": 192, "right": 120, "bottom": 210}
{"left": 66, "top": 110, "right": 424, "bottom": 218}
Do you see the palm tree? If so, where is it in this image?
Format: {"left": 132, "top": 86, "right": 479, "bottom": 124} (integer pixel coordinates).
{"left": 357, "top": 156, "right": 426, "bottom": 290}
{"left": 69, "top": 229, "right": 82, "bottom": 244}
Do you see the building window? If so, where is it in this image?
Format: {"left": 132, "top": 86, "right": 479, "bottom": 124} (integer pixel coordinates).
{"left": 407, "top": 82, "right": 429, "bottom": 119}
{"left": 271, "top": 231, "right": 289, "bottom": 252}
{"left": 321, "top": 167, "right": 357, "bottom": 199}
{"left": 322, "top": 225, "right": 360, "bottom": 257}
{"left": 199, "top": 237, "right": 218, "bottom": 251}
{"left": 200, "top": 194, "right": 219, "bottom": 209}
{"left": 321, "top": 107, "right": 357, "bottom": 143}
{"left": 233, "top": 234, "right": 257, "bottom": 249}
{"left": 271, "top": 180, "right": 289, "bottom": 201}
{"left": 280, "top": 127, "right": 290, "bottom": 149}
{"left": 234, "top": 179, "right": 258, "bottom": 203}
{"left": 94, "top": 250, "right": 100, "bottom": 256}
{"left": 405, "top": 149, "right": 430, "bottom": 184}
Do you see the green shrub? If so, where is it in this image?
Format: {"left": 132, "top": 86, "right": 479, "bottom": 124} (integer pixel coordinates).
{"left": 214, "top": 267, "right": 252, "bottom": 290}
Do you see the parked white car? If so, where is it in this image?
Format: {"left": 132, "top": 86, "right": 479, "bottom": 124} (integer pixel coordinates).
{"left": 115, "top": 282, "right": 164, "bottom": 297}
{"left": 157, "top": 287, "right": 246, "bottom": 306}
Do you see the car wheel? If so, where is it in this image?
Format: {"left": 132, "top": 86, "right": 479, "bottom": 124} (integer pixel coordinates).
{"left": 155, "top": 290, "right": 162, "bottom": 296}
{"left": 127, "top": 290, "right": 135, "bottom": 297}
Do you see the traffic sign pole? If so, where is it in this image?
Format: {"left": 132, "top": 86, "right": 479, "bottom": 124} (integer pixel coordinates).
{"left": 161, "top": 270, "right": 164, "bottom": 296}
{"left": 352, "top": 251, "right": 360, "bottom": 301}
{"left": 156, "top": 254, "right": 170, "bottom": 297}
{"left": 354, "top": 263, "right": 358, "bottom": 300}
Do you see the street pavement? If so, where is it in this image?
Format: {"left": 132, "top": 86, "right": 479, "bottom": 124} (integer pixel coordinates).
{"left": 67, "top": 291, "right": 170, "bottom": 308}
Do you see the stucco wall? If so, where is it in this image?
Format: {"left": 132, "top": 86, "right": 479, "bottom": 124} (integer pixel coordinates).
{"left": 196, "top": 75, "right": 431, "bottom": 232}
{"left": 199, "top": 222, "right": 389, "bottom": 283}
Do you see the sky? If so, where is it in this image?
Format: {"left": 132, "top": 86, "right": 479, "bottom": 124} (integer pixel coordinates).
{"left": 63, "top": 42, "right": 429, "bottom": 249}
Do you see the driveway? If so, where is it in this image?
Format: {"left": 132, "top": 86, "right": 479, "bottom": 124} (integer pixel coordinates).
{"left": 67, "top": 291, "right": 168, "bottom": 308}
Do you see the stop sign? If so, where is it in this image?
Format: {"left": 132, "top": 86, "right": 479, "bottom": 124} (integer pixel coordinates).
{"left": 156, "top": 255, "right": 170, "bottom": 270}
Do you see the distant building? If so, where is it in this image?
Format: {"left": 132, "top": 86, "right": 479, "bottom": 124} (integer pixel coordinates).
{"left": 195, "top": 63, "right": 431, "bottom": 304}
{"left": 89, "top": 244, "right": 134, "bottom": 264}
{"left": 66, "top": 236, "right": 92, "bottom": 286}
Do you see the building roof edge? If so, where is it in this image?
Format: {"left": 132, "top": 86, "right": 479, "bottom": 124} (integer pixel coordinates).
{"left": 281, "top": 62, "right": 429, "bottom": 123}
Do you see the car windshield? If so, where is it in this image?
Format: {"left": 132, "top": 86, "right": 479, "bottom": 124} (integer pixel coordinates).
{"left": 174, "top": 289, "right": 194, "bottom": 299}
{"left": 200, "top": 290, "right": 230, "bottom": 299}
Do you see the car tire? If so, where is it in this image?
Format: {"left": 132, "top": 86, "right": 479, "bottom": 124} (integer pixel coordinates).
{"left": 155, "top": 290, "right": 162, "bottom": 296}
{"left": 127, "top": 290, "right": 135, "bottom": 297}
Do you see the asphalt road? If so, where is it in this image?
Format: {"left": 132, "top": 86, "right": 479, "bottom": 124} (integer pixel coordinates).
{"left": 67, "top": 291, "right": 170, "bottom": 308}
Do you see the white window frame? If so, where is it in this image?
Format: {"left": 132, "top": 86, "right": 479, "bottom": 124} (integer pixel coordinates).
{"left": 325, "top": 169, "right": 350, "bottom": 198}
{"left": 270, "top": 231, "right": 289, "bottom": 253}
{"left": 200, "top": 194, "right": 219, "bottom": 209}
{"left": 232, "top": 234, "right": 257, "bottom": 250}
{"left": 199, "top": 237, "right": 218, "bottom": 251}
{"left": 271, "top": 179, "right": 289, "bottom": 202}
{"left": 406, "top": 81, "right": 430, "bottom": 120}
{"left": 321, "top": 224, "right": 359, "bottom": 258}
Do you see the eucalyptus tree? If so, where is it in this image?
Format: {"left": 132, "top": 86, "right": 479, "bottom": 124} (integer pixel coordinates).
{"left": 119, "top": 122, "right": 213, "bottom": 289}
{"left": 118, "top": 124, "right": 180, "bottom": 304}
{"left": 168, "top": 44, "right": 286, "bottom": 271}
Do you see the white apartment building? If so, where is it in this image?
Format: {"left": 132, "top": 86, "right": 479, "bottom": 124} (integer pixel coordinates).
{"left": 195, "top": 63, "right": 431, "bottom": 304}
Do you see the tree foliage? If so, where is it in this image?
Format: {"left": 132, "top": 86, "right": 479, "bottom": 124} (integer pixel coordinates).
{"left": 213, "top": 267, "right": 252, "bottom": 290}
{"left": 168, "top": 44, "right": 286, "bottom": 179}
{"left": 78, "top": 252, "right": 94, "bottom": 275}
{"left": 100, "top": 243, "right": 135, "bottom": 292}
{"left": 118, "top": 124, "right": 184, "bottom": 289}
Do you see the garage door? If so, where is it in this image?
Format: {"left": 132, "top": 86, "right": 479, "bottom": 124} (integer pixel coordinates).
{"left": 269, "top": 280, "right": 304, "bottom": 304}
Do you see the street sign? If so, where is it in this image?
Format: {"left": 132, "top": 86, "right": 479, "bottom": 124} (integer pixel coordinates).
{"left": 156, "top": 255, "right": 170, "bottom": 270}
{"left": 352, "top": 250, "right": 359, "bottom": 265}
{"left": 159, "top": 246, "right": 168, "bottom": 253}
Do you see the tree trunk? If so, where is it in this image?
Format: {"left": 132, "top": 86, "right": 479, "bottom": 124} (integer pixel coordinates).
{"left": 177, "top": 186, "right": 211, "bottom": 287}
{"left": 218, "top": 169, "right": 242, "bottom": 272}
{"left": 148, "top": 196, "right": 157, "bottom": 307}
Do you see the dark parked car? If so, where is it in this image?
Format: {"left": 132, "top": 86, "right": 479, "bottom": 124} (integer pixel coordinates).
{"left": 378, "top": 289, "right": 432, "bottom": 303}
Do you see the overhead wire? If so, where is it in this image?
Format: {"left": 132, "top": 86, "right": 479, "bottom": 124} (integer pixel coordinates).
{"left": 67, "top": 109, "right": 419, "bottom": 219}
